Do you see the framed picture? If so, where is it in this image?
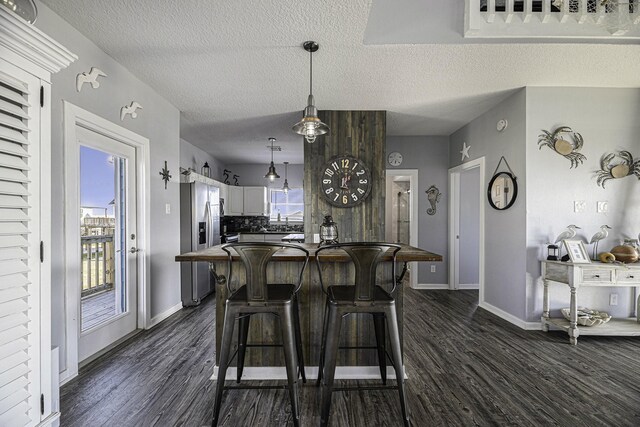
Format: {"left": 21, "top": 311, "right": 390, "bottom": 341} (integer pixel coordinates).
{"left": 563, "top": 240, "right": 591, "bottom": 264}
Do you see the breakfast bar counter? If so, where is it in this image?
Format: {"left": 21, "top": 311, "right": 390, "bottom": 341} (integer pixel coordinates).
{"left": 176, "top": 244, "right": 442, "bottom": 376}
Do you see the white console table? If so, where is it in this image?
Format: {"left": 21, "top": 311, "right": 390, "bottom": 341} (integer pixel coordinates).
{"left": 541, "top": 261, "right": 640, "bottom": 345}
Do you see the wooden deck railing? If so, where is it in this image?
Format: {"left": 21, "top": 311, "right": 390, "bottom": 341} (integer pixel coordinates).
{"left": 81, "top": 235, "right": 115, "bottom": 297}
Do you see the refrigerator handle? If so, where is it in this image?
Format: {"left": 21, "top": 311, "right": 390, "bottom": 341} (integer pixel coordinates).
{"left": 206, "top": 201, "right": 212, "bottom": 247}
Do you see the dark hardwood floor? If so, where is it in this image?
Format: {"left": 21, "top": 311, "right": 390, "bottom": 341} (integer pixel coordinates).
{"left": 60, "top": 289, "right": 640, "bottom": 426}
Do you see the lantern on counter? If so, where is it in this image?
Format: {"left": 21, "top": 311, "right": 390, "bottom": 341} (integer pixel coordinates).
{"left": 319, "top": 215, "right": 338, "bottom": 247}
{"left": 546, "top": 244, "right": 559, "bottom": 261}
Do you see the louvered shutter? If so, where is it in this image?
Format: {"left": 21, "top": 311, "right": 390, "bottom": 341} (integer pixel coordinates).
{"left": 0, "top": 67, "right": 39, "bottom": 427}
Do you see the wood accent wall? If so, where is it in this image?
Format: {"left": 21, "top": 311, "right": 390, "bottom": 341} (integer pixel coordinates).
{"left": 304, "top": 110, "right": 386, "bottom": 242}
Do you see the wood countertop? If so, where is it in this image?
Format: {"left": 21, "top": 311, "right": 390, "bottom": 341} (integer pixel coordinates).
{"left": 175, "top": 243, "right": 443, "bottom": 263}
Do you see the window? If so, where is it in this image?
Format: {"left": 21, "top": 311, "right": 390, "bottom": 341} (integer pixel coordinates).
{"left": 270, "top": 188, "right": 304, "bottom": 222}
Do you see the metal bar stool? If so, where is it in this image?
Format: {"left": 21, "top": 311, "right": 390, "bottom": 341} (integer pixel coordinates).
{"left": 315, "top": 243, "right": 409, "bottom": 427}
{"left": 212, "top": 242, "right": 309, "bottom": 427}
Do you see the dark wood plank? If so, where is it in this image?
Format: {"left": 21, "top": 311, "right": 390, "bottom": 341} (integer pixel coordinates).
{"left": 61, "top": 289, "right": 640, "bottom": 427}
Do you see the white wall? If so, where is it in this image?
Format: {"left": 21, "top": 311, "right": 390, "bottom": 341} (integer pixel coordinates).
{"left": 526, "top": 87, "right": 640, "bottom": 321}
{"left": 180, "top": 138, "right": 225, "bottom": 180}
{"left": 386, "top": 136, "right": 449, "bottom": 285}
{"left": 450, "top": 89, "right": 528, "bottom": 319}
{"left": 35, "top": 2, "right": 182, "bottom": 373}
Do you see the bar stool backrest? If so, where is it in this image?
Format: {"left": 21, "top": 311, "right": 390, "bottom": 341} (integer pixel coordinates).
{"left": 221, "top": 242, "right": 309, "bottom": 304}
{"left": 315, "top": 243, "right": 402, "bottom": 302}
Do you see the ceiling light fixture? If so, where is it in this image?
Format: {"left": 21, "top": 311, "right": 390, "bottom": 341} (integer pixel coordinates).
{"left": 264, "top": 137, "right": 280, "bottom": 181}
{"left": 292, "top": 41, "right": 330, "bottom": 143}
{"left": 282, "top": 162, "right": 290, "bottom": 193}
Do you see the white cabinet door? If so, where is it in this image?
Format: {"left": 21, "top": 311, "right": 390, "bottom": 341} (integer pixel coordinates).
{"left": 226, "top": 185, "right": 244, "bottom": 215}
{"left": 243, "top": 186, "right": 267, "bottom": 216}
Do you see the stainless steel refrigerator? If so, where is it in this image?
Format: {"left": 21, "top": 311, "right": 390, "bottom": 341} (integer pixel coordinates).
{"left": 180, "top": 181, "right": 220, "bottom": 306}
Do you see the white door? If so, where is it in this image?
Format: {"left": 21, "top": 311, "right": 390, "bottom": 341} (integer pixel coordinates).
{"left": 448, "top": 158, "right": 485, "bottom": 297}
{"left": 0, "top": 57, "right": 44, "bottom": 427}
{"left": 76, "top": 126, "right": 138, "bottom": 362}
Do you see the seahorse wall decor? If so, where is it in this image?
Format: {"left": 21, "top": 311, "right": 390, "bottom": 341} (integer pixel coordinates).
{"left": 223, "top": 169, "right": 231, "bottom": 185}
{"left": 425, "top": 185, "right": 442, "bottom": 216}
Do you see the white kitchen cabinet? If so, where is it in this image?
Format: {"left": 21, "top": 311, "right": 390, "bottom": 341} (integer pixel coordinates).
{"left": 226, "top": 185, "right": 244, "bottom": 215}
{"left": 225, "top": 186, "right": 268, "bottom": 216}
{"left": 0, "top": 8, "right": 75, "bottom": 426}
{"left": 243, "top": 186, "right": 268, "bottom": 216}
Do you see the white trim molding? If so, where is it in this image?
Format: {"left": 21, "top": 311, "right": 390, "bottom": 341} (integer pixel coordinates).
{"left": 0, "top": 8, "right": 77, "bottom": 79}
{"left": 147, "top": 303, "right": 183, "bottom": 329}
{"left": 62, "top": 101, "right": 151, "bottom": 382}
{"left": 479, "top": 302, "right": 541, "bottom": 330}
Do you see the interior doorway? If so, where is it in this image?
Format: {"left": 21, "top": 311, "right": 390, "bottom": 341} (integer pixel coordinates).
{"left": 385, "top": 169, "right": 418, "bottom": 288}
{"left": 448, "top": 158, "right": 485, "bottom": 297}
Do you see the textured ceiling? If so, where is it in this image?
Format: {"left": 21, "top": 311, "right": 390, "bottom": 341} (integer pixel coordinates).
{"left": 40, "top": 0, "right": 640, "bottom": 164}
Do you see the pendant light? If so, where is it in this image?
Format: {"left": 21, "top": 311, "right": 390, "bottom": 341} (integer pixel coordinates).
{"left": 282, "top": 162, "right": 290, "bottom": 193}
{"left": 292, "top": 41, "right": 330, "bottom": 143}
{"left": 264, "top": 137, "right": 280, "bottom": 181}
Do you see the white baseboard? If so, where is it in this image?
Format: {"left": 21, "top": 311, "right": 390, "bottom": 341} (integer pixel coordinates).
{"left": 458, "top": 283, "right": 479, "bottom": 290}
{"left": 147, "top": 302, "right": 183, "bottom": 329}
{"left": 37, "top": 412, "right": 60, "bottom": 427}
{"left": 211, "top": 365, "right": 407, "bottom": 381}
{"left": 479, "top": 301, "right": 533, "bottom": 329}
{"left": 412, "top": 283, "right": 449, "bottom": 290}
{"left": 58, "top": 369, "right": 72, "bottom": 387}
{"left": 523, "top": 321, "right": 542, "bottom": 330}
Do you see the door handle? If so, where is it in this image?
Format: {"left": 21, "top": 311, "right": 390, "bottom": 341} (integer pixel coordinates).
{"left": 129, "top": 247, "right": 141, "bottom": 254}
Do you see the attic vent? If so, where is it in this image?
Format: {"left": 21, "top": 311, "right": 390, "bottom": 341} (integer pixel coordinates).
{"left": 467, "top": 0, "right": 640, "bottom": 39}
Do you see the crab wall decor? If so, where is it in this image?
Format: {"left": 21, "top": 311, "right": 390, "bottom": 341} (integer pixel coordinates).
{"left": 538, "top": 126, "right": 586, "bottom": 168}
{"left": 596, "top": 150, "right": 640, "bottom": 188}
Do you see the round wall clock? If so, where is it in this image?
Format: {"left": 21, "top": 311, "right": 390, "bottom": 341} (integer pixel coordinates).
{"left": 320, "top": 155, "right": 372, "bottom": 207}
{"left": 388, "top": 151, "right": 403, "bottom": 166}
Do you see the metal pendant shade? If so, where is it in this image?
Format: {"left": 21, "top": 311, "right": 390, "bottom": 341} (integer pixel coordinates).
{"left": 282, "top": 162, "right": 290, "bottom": 193}
{"left": 292, "top": 41, "right": 329, "bottom": 143}
{"left": 0, "top": 0, "right": 37, "bottom": 23}
{"left": 265, "top": 137, "right": 280, "bottom": 181}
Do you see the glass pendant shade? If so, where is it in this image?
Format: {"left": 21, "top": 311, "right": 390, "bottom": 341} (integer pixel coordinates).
{"left": 292, "top": 41, "right": 330, "bottom": 143}
{"left": 597, "top": 1, "right": 634, "bottom": 35}
{"left": 264, "top": 138, "right": 280, "bottom": 181}
{"left": 1, "top": 0, "right": 37, "bottom": 23}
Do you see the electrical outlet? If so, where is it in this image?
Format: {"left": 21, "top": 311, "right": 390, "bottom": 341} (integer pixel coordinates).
{"left": 430, "top": 265, "right": 436, "bottom": 273}
{"left": 597, "top": 201, "right": 609, "bottom": 213}
{"left": 165, "top": 203, "right": 171, "bottom": 214}
{"left": 609, "top": 293, "right": 618, "bottom": 306}
{"left": 574, "top": 200, "right": 586, "bottom": 213}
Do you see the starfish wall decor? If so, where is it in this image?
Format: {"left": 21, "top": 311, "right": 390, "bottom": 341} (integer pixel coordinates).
{"left": 159, "top": 161, "right": 172, "bottom": 189}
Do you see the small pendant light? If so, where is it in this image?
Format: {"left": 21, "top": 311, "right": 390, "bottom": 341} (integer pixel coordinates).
{"left": 282, "top": 162, "right": 290, "bottom": 193}
{"left": 292, "top": 41, "right": 330, "bottom": 143}
{"left": 264, "top": 137, "right": 280, "bottom": 181}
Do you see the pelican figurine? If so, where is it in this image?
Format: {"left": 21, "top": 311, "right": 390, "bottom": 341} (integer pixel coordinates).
{"left": 589, "top": 225, "right": 612, "bottom": 260}
{"left": 554, "top": 225, "right": 580, "bottom": 244}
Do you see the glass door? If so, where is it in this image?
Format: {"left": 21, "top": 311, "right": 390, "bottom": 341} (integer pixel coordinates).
{"left": 76, "top": 126, "right": 138, "bottom": 362}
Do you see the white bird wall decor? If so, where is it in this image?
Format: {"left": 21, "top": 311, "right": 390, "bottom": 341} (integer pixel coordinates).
{"left": 589, "top": 225, "right": 612, "bottom": 260}
{"left": 76, "top": 67, "right": 107, "bottom": 92}
{"left": 554, "top": 224, "right": 581, "bottom": 244}
{"left": 120, "top": 101, "right": 143, "bottom": 121}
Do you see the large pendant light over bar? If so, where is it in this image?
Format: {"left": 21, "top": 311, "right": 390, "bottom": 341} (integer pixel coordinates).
{"left": 264, "top": 137, "right": 280, "bottom": 181}
{"left": 292, "top": 41, "right": 330, "bottom": 143}
{"left": 282, "top": 162, "right": 290, "bottom": 193}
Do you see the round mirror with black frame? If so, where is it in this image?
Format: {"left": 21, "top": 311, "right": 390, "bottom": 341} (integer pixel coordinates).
{"left": 488, "top": 172, "right": 518, "bottom": 210}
